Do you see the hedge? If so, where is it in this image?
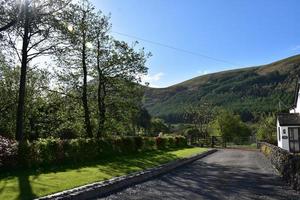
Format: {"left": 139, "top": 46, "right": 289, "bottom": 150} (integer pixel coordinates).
{"left": 0, "top": 135, "right": 187, "bottom": 170}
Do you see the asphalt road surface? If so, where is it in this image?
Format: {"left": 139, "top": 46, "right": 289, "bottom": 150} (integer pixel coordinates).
{"left": 98, "top": 149, "right": 300, "bottom": 200}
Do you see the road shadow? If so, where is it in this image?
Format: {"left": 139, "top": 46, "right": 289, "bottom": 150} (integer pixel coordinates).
{"left": 101, "top": 156, "right": 300, "bottom": 200}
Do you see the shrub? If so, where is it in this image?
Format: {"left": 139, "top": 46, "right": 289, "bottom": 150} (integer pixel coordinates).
{"left": 175, "top": 136, "right": 188, "bottom": 147}
{"left": 0, "top": 135, "right": 188, "bottom": 170}
{"left": 133, "top": 136, "right": 143, "bottom": 150}
{"left": 0, "top": 136, "right": 18, "bottom": 168}
{"left": 256, "top": 114, "right": 277, "bottom": 144}
{"left": 142, "top": 137, "right": 156, "bottom": 150}
{"left": 17, "top": 140, "right": 32, "bottom": 167}
{"left": 34, "top": 138, "right": 62, "bottom": 165}
{"left": 156, "top": 136, "right": 170, "bottom": 149}
{"left": 184, "top": 128, "right": 201, "bottom": 144}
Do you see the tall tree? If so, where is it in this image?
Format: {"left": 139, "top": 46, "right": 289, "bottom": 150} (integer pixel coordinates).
{"left": 92, "top": 36, "right": 150, "bottom": 137}
{"left": 0, "top": 0, "right": 70, "bottom": 140}
{"left": 56, "top": 0, "right": 97, "bottom": 137}
{"left": 93, "top": 12, "right": 110, "bottom": 137}
{"left": 184, "top": 101, "right": 214, "bottom": 138}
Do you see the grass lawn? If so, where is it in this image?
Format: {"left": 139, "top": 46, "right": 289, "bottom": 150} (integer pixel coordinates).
{"left": 0, "top": 147, "right": 208, "bottom": 200}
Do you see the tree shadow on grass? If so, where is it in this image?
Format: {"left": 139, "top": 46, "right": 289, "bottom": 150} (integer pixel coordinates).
{"left": 97, "top": 150, "right": 179, "bottom": 175}
{"left": 0, "top": 149, "right": 181, "bottom": 178}
{"left": 0, "top": 148, "right": 182, "bottom": 199}
{"left": 0, "top": 172, "right": 37, "bottom": 200}
{"left": 17, "top": 173, "right": 37, "bottom": 200}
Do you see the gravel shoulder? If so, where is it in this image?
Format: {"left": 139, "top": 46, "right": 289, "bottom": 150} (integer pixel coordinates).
{"left": 98, "top": 149, "right": 300, "bottom": 200}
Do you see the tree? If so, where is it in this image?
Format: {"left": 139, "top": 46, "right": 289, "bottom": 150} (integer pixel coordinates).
{"left": 92, "top": 12, "right": 110, "bottom": 137}
{"left": 256, "top": 113, "right": 276, "bottom": 144}
{"left": 0, "top": 0, "right": 18, "bottom": 33}
{"left": 0, "top": 0, "right": 150, "bottom": 140}
{"left": 0, "top": 55, "right": 18, "bottom": 138}
{"left": 91, "top": 14, "right": 150, "bottom": 136}
{"left": 184, "top": 101, "right": 214, "bottom": 138}
{"left": 0, "top": 0, "right": 70, "bottom": 141}
{"left": 56, "top": 0, "right": 97, "bottom": 137}
{"left": 0, "top": 53, "right": 51, "bottom": 139}
{"left": 212, "top": 109, "right": 251, "bottom": 143}
{"left": 150, "top": 118, "right": 169, "bottom": 135}
{"left": 136, "top": 107, "right": 152, "bottom": 134}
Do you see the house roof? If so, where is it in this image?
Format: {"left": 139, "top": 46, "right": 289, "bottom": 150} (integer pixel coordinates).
{"left": 277, "top": 113, "right": 300, "bottom": 126}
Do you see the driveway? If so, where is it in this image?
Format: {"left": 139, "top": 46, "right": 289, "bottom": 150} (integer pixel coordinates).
{"left": 98, "top": 149, "right": 300, "bottom": 200}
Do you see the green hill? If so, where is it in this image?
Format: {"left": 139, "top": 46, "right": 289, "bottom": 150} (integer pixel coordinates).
{"left": 143, "top": 54, "right": 300, "bottom": 123}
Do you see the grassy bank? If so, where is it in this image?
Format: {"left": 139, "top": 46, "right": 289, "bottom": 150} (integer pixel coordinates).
{"left": 0, "top": 147, "right": 207, "bottom": 200}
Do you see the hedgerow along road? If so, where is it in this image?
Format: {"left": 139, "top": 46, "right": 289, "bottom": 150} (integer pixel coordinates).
{"left": 99, "top": 149, "right": 300, "bottom": 200}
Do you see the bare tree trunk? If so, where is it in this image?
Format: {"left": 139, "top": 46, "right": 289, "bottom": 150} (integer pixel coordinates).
{"left": 96, "top": 38, "right": 106, "bottom": 138}
{"left": 97, "top": 80, "right": 106, "bottom": 137}
{"left": 16, "top": 0, "right": 30, "bottom": 141}
{"left": 81, "top": 15, "right": 92, "bottom": 138}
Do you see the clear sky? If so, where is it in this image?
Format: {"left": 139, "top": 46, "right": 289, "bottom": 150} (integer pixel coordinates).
{"left": 91, "top": 0, "right": 300, "bottom": 88}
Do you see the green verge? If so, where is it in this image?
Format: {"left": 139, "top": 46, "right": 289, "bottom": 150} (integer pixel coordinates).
{"left": 0, "top": 147, "right": 207, "bottom": 200}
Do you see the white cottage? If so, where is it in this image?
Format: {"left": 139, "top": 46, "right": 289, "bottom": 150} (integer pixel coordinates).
{"left": 277, "top": 82, "right": 300, "bottom": 153}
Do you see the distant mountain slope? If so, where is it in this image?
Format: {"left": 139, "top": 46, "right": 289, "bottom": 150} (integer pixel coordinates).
{"left": 143, "top": 55, "right": 300, "bottom": 123}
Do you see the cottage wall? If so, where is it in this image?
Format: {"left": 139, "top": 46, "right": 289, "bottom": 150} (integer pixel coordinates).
{"left": 277, "top": 120, "right": 290, "bottom": 151}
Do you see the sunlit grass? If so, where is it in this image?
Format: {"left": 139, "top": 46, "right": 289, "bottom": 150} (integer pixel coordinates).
{"left": 0, "top": 147, "right": 208, "bottom": 200}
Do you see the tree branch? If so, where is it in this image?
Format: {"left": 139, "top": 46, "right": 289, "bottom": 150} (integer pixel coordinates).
{"left": 0, "top": 20, "right": 16, "bottom": 32}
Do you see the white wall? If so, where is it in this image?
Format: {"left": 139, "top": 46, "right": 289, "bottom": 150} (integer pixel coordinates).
{"left": 290, "top": 108, "right": 296, "bottom": 113}
{"left": 277, "top": 120, "right": 283, "bottom": 148}
{"left": 277, "top": 120, "right": 290, "bottom": 151}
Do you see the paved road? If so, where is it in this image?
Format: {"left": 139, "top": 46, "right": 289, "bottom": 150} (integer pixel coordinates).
{"left": 98, "top": 149, "right": 300, "bottom": 200}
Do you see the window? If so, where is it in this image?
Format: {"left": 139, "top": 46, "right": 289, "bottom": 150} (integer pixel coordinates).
{"left": 278, "top": 127, "right": 281, "bottom": 141}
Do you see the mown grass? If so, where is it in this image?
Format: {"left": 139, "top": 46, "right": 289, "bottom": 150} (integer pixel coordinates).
{"left": 0, "top": 147, "right": 207, "bottom": 200}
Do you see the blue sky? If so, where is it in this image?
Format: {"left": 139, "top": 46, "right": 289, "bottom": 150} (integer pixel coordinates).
{"left": 91, "top": 0, "right": 300, "bottom": 88}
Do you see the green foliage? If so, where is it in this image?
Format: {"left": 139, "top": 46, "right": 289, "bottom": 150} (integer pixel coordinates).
{"left": 184, "top": 128, "right": 201, "bottom": 144}
{"left": 212, "top": 109, "right": 252, "bottom": 143}
{"left": 0, "top": 136, "right": 17, "bottom": 168}
{"left": 155, "top": 136, "right": 187, "bottom": 149}
{"left": 256, "top": 114, "right": 277, "bottom": 144}
{"left": 150, "top": 118, "right": 170, "bottom": 135}
{"left": 184, "top": 128, "right": 201, "bottom": 136}
{"left": 0, "top": 0, "right": 150, "bottom": 140}
{"left": 136, "top": 108, "right": 152, "bottom": 132}
{"left": 1, "top": 136, "right": 187, "bottom": 170}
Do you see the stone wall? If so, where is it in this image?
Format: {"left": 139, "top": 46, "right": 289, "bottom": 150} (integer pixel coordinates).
{"left": 259, "top": 142, "right": 300, "bottom": 191}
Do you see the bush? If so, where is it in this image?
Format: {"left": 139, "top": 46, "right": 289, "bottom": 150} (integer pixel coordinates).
{"left": 1, "top": 135, "right": 188, "bottom": 170}
{"left": 142, "top": 137, "right": 156, "bottom": 150}
{"left": 175, "top": 136, "right": 188, "bottom": 147}
{"left": 184, "top": 128, "right": 201, "bottom": 144}
{"left": 34, "top": 138, "right": 63, "bottom": 165}
{"left": 0, "top": 136, "right": 18, "bottom": 168}
{"left": 256, "top": 114, "right": 277, "bottom": 144}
